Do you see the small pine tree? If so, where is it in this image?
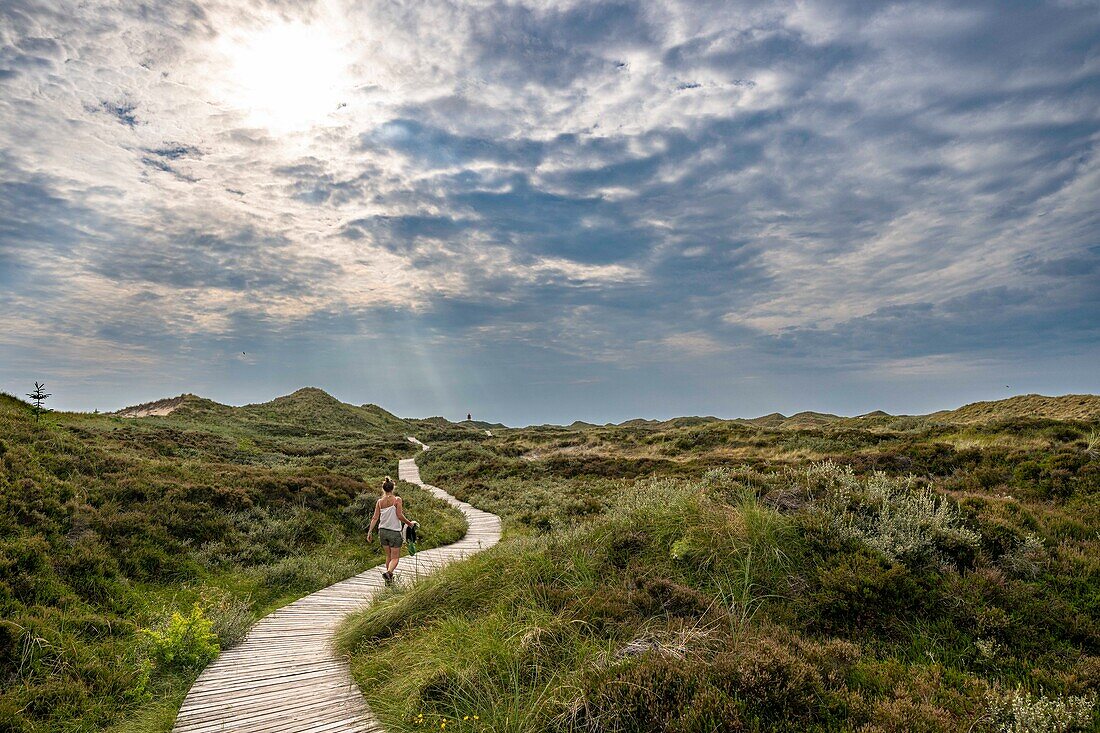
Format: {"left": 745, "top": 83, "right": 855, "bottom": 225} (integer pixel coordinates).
{"left": 27, "top": 382, "right": 51, "bottom": 422}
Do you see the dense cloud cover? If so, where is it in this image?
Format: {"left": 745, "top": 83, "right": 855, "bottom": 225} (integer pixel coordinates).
{"left": 1, "top": 0, "right": 1097, "bottom": 423}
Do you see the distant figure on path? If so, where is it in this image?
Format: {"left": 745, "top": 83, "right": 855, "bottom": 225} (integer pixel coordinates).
{"left": 366, "top": 476, "right": 414, "bottom": 585}
{"left": 467, "top": 413, "right": 472, "bottom": 422}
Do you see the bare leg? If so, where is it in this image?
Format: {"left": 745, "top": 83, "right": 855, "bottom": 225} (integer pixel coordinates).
{"left": 387, "top": 546, "right": 401, "bottom": 574}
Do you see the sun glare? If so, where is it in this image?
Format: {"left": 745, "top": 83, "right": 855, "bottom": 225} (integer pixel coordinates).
{"left": 215, "top": 20, "right": 350, "bottom": 133}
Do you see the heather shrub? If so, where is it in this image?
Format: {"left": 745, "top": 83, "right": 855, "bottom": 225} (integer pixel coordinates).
{"left": 807, "top": 550, "right": 933, "bottom": 633}
{"left": 563, "top": 630, "right": 858, "bottom": 733}
{"left": 712, "top": 635, "right": 828, "bottom": 724}
{"left": 563, "top": 653, "right": 733, "bottom": 733}
{"left": 863, "top": 695, "right": 959, "bottom": 732}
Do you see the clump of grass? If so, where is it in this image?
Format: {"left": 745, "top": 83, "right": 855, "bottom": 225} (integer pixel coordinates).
{"left": 339, "top": 544, "right": 581, "bottom": 731}
{"left": 1085, "top": 431, "right": 1100, "bottom": 459}
{"left": 198, "top": 588, "right": 253, "bottom": 649}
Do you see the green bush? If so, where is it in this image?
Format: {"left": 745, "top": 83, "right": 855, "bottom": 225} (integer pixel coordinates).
{"left": 807, "top": 550, "right": 933, "bottom": 634}
{"left": 562, "top": 630, "right": 859, "bottom": 733}
{"left": 142, "top": 606, "right": 219, "bottom": 672}
{"left": 567, "top": 654, "right": 737, "bottom": 732}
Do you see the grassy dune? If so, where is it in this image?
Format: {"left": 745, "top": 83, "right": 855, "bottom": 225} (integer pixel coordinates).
{"left": 0, "top": 391, "right": 467, "bottom": 733}
{"left": 929, "top": 394, "right": 1100, "bottom": 425}
{"left": 4, "top": 388, "right": 1097, "bottom": 732}
{"left": 339, "top": 408, "right": 1099, "bottom": 732}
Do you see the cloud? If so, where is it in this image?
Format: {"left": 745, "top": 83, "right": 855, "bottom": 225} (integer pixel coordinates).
{"left": 1, "top": 0, "right": 1098, "bottom": 419}
{"left": 655, "top": 332, "right": 729, "bottom": 357}
{"left": 360, "top": 118, "right": 548, "bottom": 169}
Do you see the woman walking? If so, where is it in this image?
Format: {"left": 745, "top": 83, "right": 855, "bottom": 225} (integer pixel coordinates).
{"left": 366, "top": 476, "right": 414, "bottom": 585}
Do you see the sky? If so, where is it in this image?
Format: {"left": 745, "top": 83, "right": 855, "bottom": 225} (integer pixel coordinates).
{"left": 1, "top": 0, "right": 1098, "bottom": 426}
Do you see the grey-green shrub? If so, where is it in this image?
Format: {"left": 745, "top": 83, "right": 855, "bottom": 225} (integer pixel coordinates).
{"left": 999, "top": 533, "right": 1047, "bottom": 578}
{"left": 986, "top": 688, "right": 1098, "bottom": 733}
{"left": 201, "top": 588, "right": 254, "bottom": 648}
{"left": 798, "top": 462, "right": 980, "bottom": 566}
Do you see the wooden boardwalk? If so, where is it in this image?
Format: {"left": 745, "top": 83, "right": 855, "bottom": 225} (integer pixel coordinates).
{"left": 172, "top": 439, "right": 501, "bottom": 733}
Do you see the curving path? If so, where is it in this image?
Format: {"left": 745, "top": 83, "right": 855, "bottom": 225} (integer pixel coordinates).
{"left": 172, "top": 439, "right": 501, "bottom": 733}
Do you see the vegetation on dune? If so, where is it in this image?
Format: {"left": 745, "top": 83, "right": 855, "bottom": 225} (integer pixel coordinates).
{"left": 929, "top": 394, "right": 1100, "bottom": 425}
{"left": 522, "top": 394, "right": 1100, "bottom": 435}
{"left": 113, "top": 386, "right": 414, "bottom": 438}
{"left": 0, "top": 390, "right": 466, "bottom": 733}
{"left": 340, "top": 410, "right": 1099, "bottom": 733}
{"left": 4, "top": 386, "right": 1098, "bottom": 732}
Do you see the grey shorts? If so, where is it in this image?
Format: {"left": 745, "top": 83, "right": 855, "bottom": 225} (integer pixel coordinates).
{"left": 378, "top": 528, "right": 403, "bottom": 548}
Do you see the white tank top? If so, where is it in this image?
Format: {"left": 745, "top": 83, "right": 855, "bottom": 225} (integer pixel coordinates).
{"left": 378, "top": 503, "right": 402, "bottom": 531}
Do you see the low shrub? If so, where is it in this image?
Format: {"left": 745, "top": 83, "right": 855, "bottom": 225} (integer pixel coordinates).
{"left": 201, "top": 588, "right": 254, "bottom": 649}
{"left": 799, "top": 462, "right": 980, "bottom": 567}
{"left": 142, "top": 606, "right": 219, "bottom": 672}
{"left": 806, "top": 550, "right": 934, "bottom": 634}
{"left": 566, "top": 654, "right": 736, "bottom": 733}
{"left": 258, "top": 553, "right": 360, "bottom": 593}
{"left": 984, "top": 687, "right": 1098, "bottom": 732}
{"left": 999, "top": 533, "right": 1047, "bottom": 578}
{"left": 564, "top": 629, "right": 860, "bottom": 733}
